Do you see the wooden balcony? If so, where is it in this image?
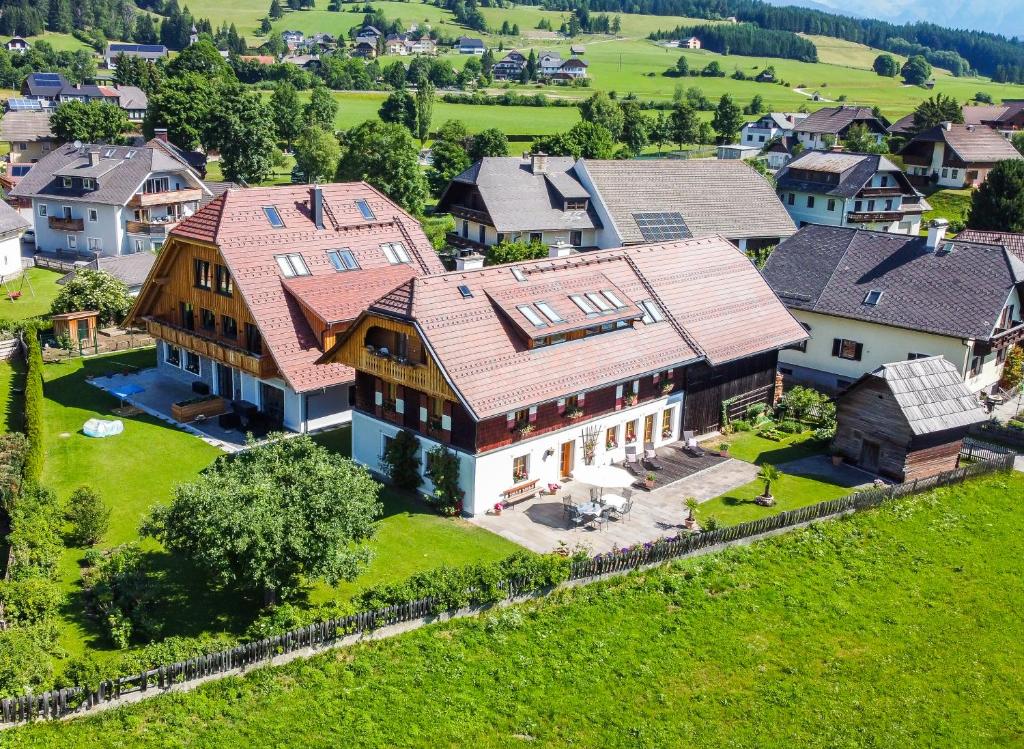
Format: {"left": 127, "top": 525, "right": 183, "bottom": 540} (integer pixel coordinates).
{"left": 125, "top": 219, "right": 176, "bottom": 237}
{"left": 48, "top": 215, "right": 84, "bottom": 232}
{"left": 448, "top": 204, "right": 493, "bottom": 225}
{"left": 144, "top": 318, "right": 275, "bottom": 379}
{"left": 857, "top": 186, "right": 904, "bottom": 197}
{"left": 128, "top": 188, "right": 203, "bottom": 208}
{"left": 446, "top": 232, "right": 489, "bottom": 251}
{"left": 846, "top": 210, "right": 904, "bottom": 224}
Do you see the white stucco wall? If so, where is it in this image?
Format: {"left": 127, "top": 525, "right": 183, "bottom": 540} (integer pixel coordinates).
{"left": 456, "top": 217, "right": 596, "bottom": 249}
{"left": 0, "top": 233, "right": 24, "bottom": 278}
{"left": 32, "top": 198, "right": 124, "bottom": 256}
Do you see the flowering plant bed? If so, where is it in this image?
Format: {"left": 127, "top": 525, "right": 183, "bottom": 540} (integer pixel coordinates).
{"left": 171, "top": 394, "right": 227, "bottom": 423}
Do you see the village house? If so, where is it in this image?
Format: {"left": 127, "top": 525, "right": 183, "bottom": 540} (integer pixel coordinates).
{"left": 10, "top": 139, "right": 215, "bottom": 256}
{"left": 352, "top": 42, "right": 377, "bottom": 59}
{"left": 5, "top": 36, "right": 29, "bottom": 55}
{"left": 126, "top": 183, "right": 445, "bottom": 435}
{"left": 538, "top": 51, "right": 563, "bottom": 76}
{"left": 832, "top": 356, "right": 986, "bottom": 481}
{"left": 775, "top": 150, "right": 929, "bottom": 235}
{"left": 20, "top": 73, "right": 148, "bottom": 119}
{"left": 457, "top": 36, "right": 486, "bottom": 55}
{"left": 0, "top": 111, "right": 59, "bottom": 178}
{"left": 103, "top": 43, "right": 169, "bottom": 69}
{"left": 963, "top": 101, "right": 1024, "bottom": 135}
{"left": 552, "top": 58, "right": 588, "bottom": 81}
{"left": 281, "top": 30, "right": 305, "bottom": 50}
{"left": 58, "top": 252, "right": 157, "bottom": 297}
{"left": 762, "top": 221, "right": 1024, "bottom": 395}
{"left": 0, "top": 200, "right": 30, "bottom": 279}
{"left": 321, "top": 236, "right": 806, "bottom": 516}
{"left": 385, "top": 34, "right": 410, "bottom": 55}
{"left": 898, "top": 121, "right": 1023, "bottom": 188}
{"left": 740, "top": 112, "right": 807, "bottom": 149}
{"left": 680, "top": 36, "right": 701, "bottom": 49}
{"left": 492, "top": 50, "right": 527, "bottom": 80}
{"left": 438, "top": 155, "right": 795, "bottom": 254}
{"left": 793, "top": 105, "right": 888, "bottom": 151}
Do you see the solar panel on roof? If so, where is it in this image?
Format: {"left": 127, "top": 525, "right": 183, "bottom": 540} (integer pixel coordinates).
{"left": 32, "top": 73, "right": 62, "bottom": 82}
{"left": 632, "top": 211, "right": 692, "bottom": 242}
{"left": 6, "top": 98, "right": 44, "bottom": 111}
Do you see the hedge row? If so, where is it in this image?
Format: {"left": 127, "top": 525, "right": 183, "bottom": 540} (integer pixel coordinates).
{"left": 22, "top": 332, "right": 43, "bottom": 484}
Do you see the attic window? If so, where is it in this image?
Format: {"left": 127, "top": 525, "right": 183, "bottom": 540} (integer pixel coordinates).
{"left": 327, "top": 249, "right": 359, "bottom": 271}
{"left": 263, "top": 206, "right": 285, "bottom": 228}
{"left": 585, "top": 292, "right": 612, "bottom": 312}
{"left": 510, "top": 267, "right": 527, "bottom": 282}
{"left": 62, "top": 177, "right": 72, "bottom": 188}
{"left": 458, "top": 284, "right": 473, "bottom": 298}
{"left": 565, "top": 199, "right": 587, "bottom": 210}
{"left": 569, "top": 294, "right": 597, "bottom": 316}
{"left": 82, "top": 178, "right": 93, "bottom": 190}
{"left": 535, "top": 301, "right": 563, "bottom": 323}
{"left": 601, "top": 290, "right": 626, "bottom": 309}
{"left": 275, "top": 253, "right": 310, "bottom": 277}
{"left": 517, "top": 305, "right": 547, "bottom": 328}
{"left": 639, "top": 299, "right": 665, "bottom": 324}
{"left": 104, "top": 148, "right": 115, "bottom": 157}
{"left": 381, "top": 242, "right": 411, "bottom": 264}
{"left": 863, "top": 289, "right": 883, "bottom": 306}
{"left": 355, "top": 199, "right": 375, "bottom": 220}
{"left": 124, "top": 150, "right": 135, "bottom": 159}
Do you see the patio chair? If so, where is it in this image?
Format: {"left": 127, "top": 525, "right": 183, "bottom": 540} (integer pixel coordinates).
{"left": 562, "top": 493, "right": 576, "bottom": 517}
{"left": 643, "top": 443, "right": 662, "bottom": 470}
{"left": 610, "top": 498, "right": 633, "bottom": 522}
{"left": 591, "top": 508, "right": 611, "bottom": 532}
{"left": 624, "top": 446, "right": 643, "bottom": 476}
{"left": 682, "top": 431, "right": 704, "bottom": 458}
{"left": 567, "top": 505, "right": 585, "bottom": 531}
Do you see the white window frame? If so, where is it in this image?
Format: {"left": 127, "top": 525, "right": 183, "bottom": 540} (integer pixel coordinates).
{"left": 37, "top": 203, "right": 46, "bottom": 217}
{"left": 67, "top": 235, "right": 77, "bottom": 250}
{"left": 87, "top": 237, "right": 102, "bottom": 251}
{"left": 62, "top": 177, "right": 72, "bottom": 188}
{"left": 88, "top": 208, "right": 98, "bottom": 222}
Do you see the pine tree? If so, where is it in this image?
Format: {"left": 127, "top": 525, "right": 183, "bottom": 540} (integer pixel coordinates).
{"left": 47, "top": 0, "right": 72, "bottom": 33}
{"left": 269, "top": 0, "right": 284, "bottom": 19}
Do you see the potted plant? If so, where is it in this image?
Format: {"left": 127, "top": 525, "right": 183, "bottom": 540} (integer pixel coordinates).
{"left": 606, "top": 438, "right": 617, "bottom": 449}
{"left": 644, "top": 471, "right": 656, "bottom": 489}
{"left": 513, "top": 467, "right": 527, "bottom": 482}
{"left": 683, "top": 496, "right": 698, "bottom": 529}
{"left": 493, "top": 501, "right": 504, "bottom": 516}
{"left": 565, "top": 407, "right": 584, "bottom": 420}
{"left": 624, "top": 392, "right": 638, "bottom": 406}
{"left": 755, "top": 464, "right": 780, "bottom": 506}
{"left": 718, "top": 441, "right": 730, "bottom": 457}
{"left": 516, "top": 422, "right": 534, "bottom": 438}
{"left": 661, "top": 381, "right": 674, "bottom": 395}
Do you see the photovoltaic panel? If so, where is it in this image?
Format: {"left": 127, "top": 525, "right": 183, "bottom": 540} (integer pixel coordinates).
{"left": 631, "top": 212, "right": 692, "bottom": 242}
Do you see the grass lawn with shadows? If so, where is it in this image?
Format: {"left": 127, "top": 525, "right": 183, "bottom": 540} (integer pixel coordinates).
{"left": 0, "top": 267, "right": 64, "bottom": 322}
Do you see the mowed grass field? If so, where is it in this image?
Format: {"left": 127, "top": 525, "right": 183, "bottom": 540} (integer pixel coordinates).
{"left": 10, "top": 470, "right": 1024, "bottom": 747}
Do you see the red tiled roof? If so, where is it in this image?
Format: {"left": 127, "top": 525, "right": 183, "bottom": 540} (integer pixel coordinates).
{"left": 169, "top": 183, "right": 445, "bottom": 393}
{"left": 956, "top": 229, "right": 1024, "bottom": 263}
{"left": 364, "top": 236, "right": 806, "bottom": 419}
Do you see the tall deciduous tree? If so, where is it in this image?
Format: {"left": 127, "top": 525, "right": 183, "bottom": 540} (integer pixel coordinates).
{"left": 270, "top": 81, "right": 304, "bottom": 148}
{"left": 305, "top": 84, "right": 338, "bottom": 131}
{"left": 143, "top": 73, "right": 215, "bottom": 151}
{"left": 428, "top": 119, "right": 471, "bottom": 195}
{"left": 467, "top": 128, "right": 509, "bottom": 161}
{"left": 532, "top": 121, "right": 615, "bottom": 159}
{"left": 872, "top": 53, "right": 899, "bottom": 77}
{"left": 901, "top": 55, "right": 932, "bottom": 86}
{"left": 619, "top": 100, "right": 649, "bottom": 156}
{"left": 50, "top": 101, "right": 132, "bottom": 144}
{"left": 293, "top": 125, "right": 341, "bottom": 183}
{"left": 669, "top": 100, "right": 698, "bottom": 151}
{"left": 415, "top": 82, "right": 434, "bottom": 144}
{"left": 711, "top": 94, "right": 742, "bottom": 143}
{"left": 378, "top": 89, "right": 418, "bottom": 132}
{"left": 206, "top": 85, "right": 278, "bottom": 184}
{"left": 578, "top": 91, "right": 624, "bottom": 139}
{"left": 145, "top": 436, "right": 382, "bottom": 604}
{"left": 50, "top": 270, "right": 132, "bottom": 325}
{"left": 337, "top": 120, "right": 428, "bottom": 214}
{"left": 166, "top": 39, "right": 232, "bottom": 77}
{"left": 967, "top": 160, "right": 1024, "bottom": 233}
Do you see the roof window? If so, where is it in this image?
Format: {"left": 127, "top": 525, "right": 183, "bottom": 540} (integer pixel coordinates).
{"left": 517, "top": 305, "right": 547, "bottom": 328}
{"left": 327, "top": 249, "right": 359, "bottom": 271}
{"left": 602, "top": 290, "right": 626, "bottom": 309}
{"left": 510, "top": 267, "right": 527, "bottom": 282}
{"left": 639, "top": 299, "right": 665, "bottom": 324}
{"left": 263, "top": 206, "right": 285, "bottom": 228}
{"left": 275, "top": 253, "right": 310, "bottom": 278}
{"left": 585, "top": 292, "right": 612, "bottom": 312}
{"left": 381, "top": 242, "right": 411, "bottom": 264}
{"left": 355, "top": 199, "right": 375, "bottom": 220}
{"left": 569, "top": 294, "right": 597, "bottom": 316}
{"left": 535, "top": 301, "right": 563, "bottom": 323}
{"left": 124, "top": 150, "right": 135, "bottom": 159}
{"left": 863, "top": 289, "right": 883, "bottom": 306}
{"left": 458, "top": 284, "right": 473, "bottom": 298}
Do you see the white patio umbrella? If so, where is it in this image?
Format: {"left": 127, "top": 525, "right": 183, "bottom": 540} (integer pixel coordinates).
{"left": 570, "top": 463, "right": 634, "bottom": 490}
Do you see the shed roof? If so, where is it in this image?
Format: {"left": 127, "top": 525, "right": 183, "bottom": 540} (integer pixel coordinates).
{"left": 0, "top": 111, "right": 55, "bottom": 143}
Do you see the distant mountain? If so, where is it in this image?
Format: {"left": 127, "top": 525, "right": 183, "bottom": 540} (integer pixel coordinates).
{"left": 763, "top": 0, "right": 1024, "bottom": 40}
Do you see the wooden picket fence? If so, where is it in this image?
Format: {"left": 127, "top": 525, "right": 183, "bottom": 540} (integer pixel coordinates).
{"left": 0, "top": 448, "right": 1015, "bottom": 726}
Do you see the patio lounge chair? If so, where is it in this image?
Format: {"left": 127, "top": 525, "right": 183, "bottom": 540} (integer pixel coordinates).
{"left": 643, "top": 443, "right": 662, "bottom": 470}
{"left": 682, "top": 431, "right": 704, "bottom": 458}
{"left": 624, "top": 446, "right": 644, "bottom": 476}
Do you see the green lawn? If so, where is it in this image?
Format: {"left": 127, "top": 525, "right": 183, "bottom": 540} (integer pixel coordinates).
{"left": 0, "top": 267, "right": 64, "bottom": 322}
{"left": 32, "top": 349, "right": 515, "bottom": 664}
{"left": 11, "top": 470, "right": 1023, "bottom": 746}
{"left": 926, "top": 187, "right": 974, "bottom": 230}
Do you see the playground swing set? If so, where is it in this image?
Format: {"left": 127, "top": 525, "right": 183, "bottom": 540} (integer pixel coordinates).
{"left": 1, "top": 272, "right": 35, "bottom": 302}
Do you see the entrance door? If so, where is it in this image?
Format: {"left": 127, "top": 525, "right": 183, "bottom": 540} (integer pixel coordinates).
{"left": 559, "top": 440, "right": 575, "bottom": 477}
{"left": 859, "top": 440, "right": 880, "bottom": 473}
{"left": 217, "top": 364, "right": 234, "bottom": 401}
{"left": 259, "top": 382, "right": 285, "bottom": 428}
{"left": 643, "top": 414, "right": 655, "bottom": 445}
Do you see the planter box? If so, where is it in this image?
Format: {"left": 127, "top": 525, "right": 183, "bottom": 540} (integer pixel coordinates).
{"left": 172, "top": 395, "right": 228, "bottom": 423}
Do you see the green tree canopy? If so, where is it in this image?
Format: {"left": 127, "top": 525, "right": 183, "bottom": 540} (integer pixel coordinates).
{"left": 337, "top": 120, "right": 428, "bottom": 214}
{"left": 429, "top": 119, "right": 471, "bottom": 195}
{"left": 205, "top": 85, "right": 278, "bottom": 184}
{"left": 842, "top": 123, "right": 884, "bottom": 153}
{"left": 305, "top": 84, "right": 338, "bottom": 131}
{"left": 872, "top": 53, "right": 899, "bottom": 77}
{"left": 901, "top": 55, "right": 933, "bottom": 86}
{"left": 378, "top": 89, "right": 418, "bottom": 132}
{"left": 1012, "top": 132, "right": 1024, "bottom": 157}
{"left": 143, "top": 73, "right": 216, "bottom": 151}
{"left": 578, "top": 91, "right": 624, "bottom": 139}
{"left": 270, "top": 81, "right": 304, "bottom": 148}
{"left": 415, "top": 82, "right": 434, "bottom": 144}
{"left": 50, "top": 269, "right": 132, "bottom": 325}
{"left": 166, "top": 39, "right": 233, "bottom": 78}
{"left": 145, "top": 436, "right": 382, "bottom": 604}
{"left": 669, "top": 100, "right": 699, "bottom": 150}
{"left": 912, "top": 94, "right": 964, "bottom": 132}
{"left": 532, "top": 121, "right": 615, "bottom": 160}
{"left": 484, "top": 239, "right": 548, "bottom": 266}
{"left": 50, "top": 101, "right": 132, "bottom": 144}
{"left": 711, "top": 94, "right": 743, "bottom": 144}
{"left": 467, "top": 128, "right": 509, "bottom": 161}
{"left": 966, "top": 160, "right": 1024, "bottom": 233}
{"left": 293, "top": 125, "right": 341, "bottom": 183}
{"left": 619, "top": 100, "right": 650, "bottom": 156}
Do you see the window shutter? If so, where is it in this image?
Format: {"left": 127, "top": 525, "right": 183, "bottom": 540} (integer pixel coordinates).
{"left": 853, "top": 343, "right": 863, "bottom": 361}
{"left": 442, "top": 401, "right": 452, "bottom": 434}
{"left": 615, "top": 384, "right": 623, "bottom": 410}
{"left": 578, "top": 391, "right": 586, "bottom": 407}
{"left": 528, "top": 405, "right": 538, "bottom": 423}
{"left": 419, "top": 406, "right": 428, "bottom": 423}
{"left": 507, "top": 411, "right": 515, "bottom": 428}
{"left": 557, "top": 398, "right": 566, "bottom": 415}
{"left": 831, "top": 338, "right": 841, "bottom": 357}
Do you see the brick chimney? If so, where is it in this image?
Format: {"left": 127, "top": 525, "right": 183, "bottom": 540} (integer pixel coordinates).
{"left": 926, "top": 218, "right": 948, "bottom": 250}
{"left": 531, "top": 152, "right": 548, "bottom": 175}
{"left": 154, "top": 128, "right": 169, "bottom": 143}
{"left": 88, "top": 149, "right": 100, "bottom": 166}
{"left": 455, "top": 252, "right": 484, "bottom": 270}
{"left": 310, "top": 184, "right": 324, "bottom": 230}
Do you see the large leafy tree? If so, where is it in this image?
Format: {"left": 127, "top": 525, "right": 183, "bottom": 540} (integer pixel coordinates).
{"left": 269, "top": 81, "right": 304, "bottom": 149}
{"left": 467, "top": 128, "right": 509, "bottom": 161}
{"left": 378, "top": 89, "right": 418, "bottom": 132}
{"left": 619, "top": 100, "right": 650, "bottom": 156}
{"left": 293, "top": 125, "right": 341, "bottom": 183}
{"left": 578, "top": 91, "right": 624, "bottom": 139}
{"left": 966, "top": 160, "right": 1024, "bottom": 233}
{"left": 143, "top": 73, "right": 215, "bottom": 151}
{"left": 337, "top": 120, "right": 428, "bottom": 214}
{"left": 872, "top": 53, "right": 899, "bottom": 77}
{"left": 842, "top": 123, "right": 884, "bottom": 154}
{"left": 669, "top": 99, "right": 699, "bottom": 151}
{"left": 166, "top": 39, "right": 232, "bottom": 77}
{"left": 532, "top": 121, "right": 615, "bottom": 159}
{"left": 50, "top": 270, "right": 132, "bottom": 325}
{"left": 205, "top": 85, "right": 277, "bottom": 184}
{"left": 912, "top": 94, "right": 964, "bottom": 132}
{"left": 145, "top": 436, "right": 382, "bottom": 604}
{"left": 711, "top": 94, "right": 743, "bottom": 144}
{"left": 901, "top": 55, "right": 932, "bottom": 86}
{"left": 305, "top": 84, "right": 338, "bottom": 131}
{"left": 429, "top": 119, "right": 471, "bottom": 195}
{"left": 50, "top": 101, "right": 132, "bottom": 144}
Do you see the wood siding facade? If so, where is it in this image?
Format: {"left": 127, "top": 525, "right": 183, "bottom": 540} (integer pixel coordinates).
{"left": 682, "top": 351, "right": 779, "bottom": 434}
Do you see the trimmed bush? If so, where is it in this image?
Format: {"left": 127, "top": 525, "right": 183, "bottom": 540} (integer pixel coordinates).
{"left": 0, "top": 578, "right": 64, "bottom": 625}
{"left": 730, "top": 419, "right": 752, "bottom": 432}
{"left": 23, "top": 331, "right": 44, "bottom": 483}
{"left": 777, "top": 419, "right": 804, "bottom": 434}
{"left": 65, "top": 486, "right": 111, "bottom": 547}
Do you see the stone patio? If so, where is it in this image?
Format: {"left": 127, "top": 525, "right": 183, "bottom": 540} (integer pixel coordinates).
{"left": 470, "top": 456, "right": 760, "bottom": 554}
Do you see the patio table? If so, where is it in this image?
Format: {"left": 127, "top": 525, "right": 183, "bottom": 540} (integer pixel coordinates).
{"left": 576, "top": 502, "right": 602, "bottom": 517}
{"left": 601, "top": 494, "right": 627, "bottom": 512}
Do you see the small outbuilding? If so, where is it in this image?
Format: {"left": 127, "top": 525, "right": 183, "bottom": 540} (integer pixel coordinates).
{"left": 51, "top": 310, "right": 100, "bottom": 347}
{"left": 833, "top": 356, "right": 987, "bottom": 481}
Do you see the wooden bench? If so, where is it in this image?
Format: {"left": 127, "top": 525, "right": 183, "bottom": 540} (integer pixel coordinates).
{"left": 500, "top": 479, "right": 540, "bottom": 509}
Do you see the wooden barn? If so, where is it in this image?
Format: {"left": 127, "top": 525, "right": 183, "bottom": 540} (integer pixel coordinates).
{"left": 833, "top": 356, "right": 987, "bottom": 482}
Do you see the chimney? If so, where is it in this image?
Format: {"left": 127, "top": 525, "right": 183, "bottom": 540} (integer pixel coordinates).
{"left": 154, "top": 128, "right": 169, "bottom": 143}
{"left": 311, "top": 184, "right": 324, "bottom": 230}
{"left": 455, "top": 252, "right": 484, "bottom": 271}
{"left": 548, "top": 241, "right": 572, "bottom": 259}
{"left": 531, "top": 152, "right": 548, "bottom": 175}
{"left": 941, "top": 120, "right": 953, "bottom": 131}
{"left": 925, "top": 218, "right": 948, "bottom": 250}
{"left": 88, "top": 149, "right": 100, "bottom": 166}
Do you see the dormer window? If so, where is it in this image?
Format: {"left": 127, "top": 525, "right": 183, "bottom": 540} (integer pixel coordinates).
{"left": 82, "top": 178, "right": 93, "bottom": 190}
{"left": 62, "top": 177, "right": 71, "bottom": 188}
{"left": 565, "top": 199, "right": 587, "bottom": 210}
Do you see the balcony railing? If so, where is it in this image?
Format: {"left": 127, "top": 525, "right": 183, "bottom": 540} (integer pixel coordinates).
{"left": 48, "top": 216, "right": 84, "bottom": 232}
{"left": 446, "top": 232, "right": 489, "bottom": 251}
{"left": 125, "top": 219, "right": 177, "bottom": 237}
{"left": 144, "top": 318, "right": 275, "bottom": 379}
{"left": 128, "top": 188, "right": 203, "bottom": 208}
{"left": 846, "top": 210, "right": 904, "bottom": 223}
{"left": 447, "top": 205, "right": 492, "bottom": 225}
{"left": 857, "top": 186, "right": 904, "bottom": 197}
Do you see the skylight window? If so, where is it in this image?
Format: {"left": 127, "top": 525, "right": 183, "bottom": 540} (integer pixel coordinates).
{"left": 863, "top": 289, "right": 883, "bottom": 306}
{"left": 601, "top": 290, "right": 626, "bottom": 309}
{"left": 535, "top": 301, "right": 563, "bottom": 323}
{"left": 355, "top": 199, "right": 375, "bottom": 220}
{"left": 381, "top": 242, "right": 411, "bottom": 264}
{"left": 327, "top": 249, "right": 359, "bottom": 271}
{"left": 570, "top": 294, "right": 597, "bottom": 316}
{"left": 510, "top": 267, "right": 527, "bottom": 282}
{"left": 275, "top": 253, "right": 310, "bottom": 278}
{"left": 585, "top": 292, "right": 612, "bottom": 312}
{"left": 263, "top": 206, "right": 285, "bottom": 228}
{"left": 517, "top": 305, "right": 547, "bottom": 328}
{"left": 458, "top": 285, "right": 473, "bottom": 298}
{"left": 639, "top": 299, "right": 665, "bottom": 324}
{"left": 124, "top": 150, "right": 135, "bottom": 159}
{"left": 104, "top": 148, "right": 115, "bottom": 157}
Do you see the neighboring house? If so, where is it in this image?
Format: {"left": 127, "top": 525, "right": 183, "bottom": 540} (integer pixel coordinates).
{"left": 775, "top": 150, "right": 929, "bottom": 235}
{"left": 898, "top": 122, "right": 1023, "bottom": 189}
{"left": 321, "top": 235, "right": 807, "bottom": 516}
{"left": 239, "top": 54, "right": 276, "bottom": 65}
{"left": 555, "top": 58, "right": 588, "bottom": 80}
{"left": 963, "top": 102, "right": 1024, "bottom": 134}
{"left": 5, "top": 37, "right": 29, "bottom": 55}
{"left": 755, "top": 68, "right": 776, "bottom": 83}
{"left": 58, "top": 252, "right": 157, "bottom": 296}
{"left": 762, "top": 221, "right": 1024, "bottom": 394}
{"left": 385, "top": 34, "right": 410, "bottom": 55}
{"left": 408, "top": 37, "right": 436, "bottom": 54}
{"left": 281, "top": 30, "right": 305, "bottom": 50}
{"left": 538, "top": 51, "right": 563, "bottom": 76}
{"left": 457, "top": 36, "right": 485, "bottom": 54}
{"left": 107, "top": 85, "right": 148, "bottom": 121}
{"left": 793, "top": 106, "right": 888, "bottom": 151}
{"left": 438, "top": 156, "right": 796, "bottom": 254}
{"left": 740, "top": 112, "right": 807, "bottom": 148}
{"left": 680, "top": 36, "right": 701, "bottom": 49}
{"left": 281, "top": 54, "right": 319, "bottom": 69}
{"left": 0, "top": 200, "right": 30, "bottom": 279}
{"left": 125, "top": 183, "right": 445, "bottom": 435}
{"left": 492, "top": 50, "right": 527, "bottom": 80}
{"left": 0, "top": 111, "right": 59, "bottom": 168}
{"left": 955, "top": 229, "right": 1024, "bottom": 263}
{"left": 352, "top": 42, "right": 376, "bottom": 58}
{"left": 886, "top": 113, "right": 916, "bottom": 137}
{"left": 21, "top": 72, "right": 70, "bottom": 101}
{"left": 570, "top": 45, "right": 585, "bottom": 55}
{"left": 103, "top": 43, "right": 169, "bottom": 68}
{"left": 833, "top": 356, "right": 986, "bottom": 481}
{"left": 10, "top": 140, "right": 214, "bottom": 257}
{"left": 762, "top": 135, "right": 799, "bottom": 171}
{"left": 21, "top": 72, "right": 149, "bottom": 117}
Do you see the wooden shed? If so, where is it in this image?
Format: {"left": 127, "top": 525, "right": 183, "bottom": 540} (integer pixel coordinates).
{"left": 51, "top": 310, "right": 99, "bottom": 345}
{"left": 833, "top": 356, "right": 987, "bottom": 482}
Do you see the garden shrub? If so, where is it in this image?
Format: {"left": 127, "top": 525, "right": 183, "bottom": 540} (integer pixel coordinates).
{"left": 746, "top": 403, "right": 766, "bottom": 420}
{"left": 1008, "top": 419, "right": 1024, "bottom": 430}
{"left": 65, "top": 485, "right": 111, "bottom": 547}
{"left": 379, "top": 429, "right": 422, "bottom": 492}
{"left": 6, "top": 485, "right": 62, "bottom": 583}
{"left": 23, "top": 331, "right": 44, "bottom": 483}
{"left": 244, "top": 599, "right": 356, "bottom": 641}
{"left": 730, "top": 419, "right": 751, "bottom": 432}
{"left": 424, "top": 445, "right": 464, "bottom": 515}
{"left": 813, "top": 425, "right": 836, "bottom": 441}
{"left": 758, "top": 428, "right": 784, "bottom": 441}
{"left": 777, "top": 419, "right": 804, "bottom": 434}
{"left": 0, "top": 578, "right": 65, "bottom": 625}
{"left": 0, "top": 623, "right": 61, "bottom": 696}
{"left": 81, "top": 544, "right": 161, "bottom": 648}
{"left": 0, "top": 431, "right": 28, "bottom": 511}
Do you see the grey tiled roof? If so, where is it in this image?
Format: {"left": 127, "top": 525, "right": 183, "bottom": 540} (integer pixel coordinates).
{"left": 796, "top": 106, "right": 885, "bottom": 135}
{"left": 775, "top": 151, "right": 917, "bottom": 200}
{"left": 0, "top": 111, "right": 55, "bottom": 142}
{"left": 762, "top": 224, "right": 1022, "bottom": 340}
{"left": 580, "top": 159, "right": 796, "bottom": 242}
{"left": 60, "top": 252, "right": 157, "bottom": 289}
{"left": 0, "top": 199, "right": 30, "bottom": 235}
{"left": 903, "top": 123, "right": 1023, "bottom": 165}
{"left": 847, "top": 356, "right": 986, "bottom": 435}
